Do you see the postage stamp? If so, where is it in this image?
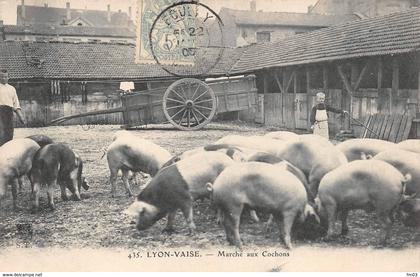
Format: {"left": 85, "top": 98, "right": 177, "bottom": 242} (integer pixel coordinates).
{"left": 136, "top": 0, "right": 225, "bottom": 76}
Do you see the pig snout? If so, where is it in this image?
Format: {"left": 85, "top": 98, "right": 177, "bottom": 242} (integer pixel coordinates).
{"left": 82, "top": 177, "right": 90, "bottom": 190}
{"left": 303, "top": 203, "right": 320, "bottom": 224}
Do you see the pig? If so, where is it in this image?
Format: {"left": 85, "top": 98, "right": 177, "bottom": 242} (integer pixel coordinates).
{"left": 336, "top": 138, "right": 396, "bottom": 162}
{"left": 397, "top": 139, "right": 420, "bottom": 154}
{"left": 162, "top": 144, "right": 247, "bottom": 168}
{"left": 208, "top": 162, "right": 319, "bottom": 249}
{"left": 315, "top": 160, "right": 411, "bottom": 244}
{"left": 398, "top": 198, "right": 420, "bottom": 228}
{"left": 26, "top": 135, "right": 54, "bottom": 148}
{"left": 13, "top": 135, "right": 55, "bottom": 191}
{"left": 274, "top": 138, "right": 347, "bottom": 201}
{"left": 106, "top": 131, "right": 172, "bottom": 197}
{"left": 124, "top": 151, "right": 236, "bottom": 233}
{"left": 212, "top": 135, "right": 287, "bottom": 156}
{"left": 264, "top": 131, "right": 299, "bottom": 141}
{"left": 0, "top": 138, "right": 40, "bottom": 209}
{"left": 30, "top": 143, "right": 89, "bottom": 211}
{"left": 373, "top": 149, "right": 420, "bottom": 197}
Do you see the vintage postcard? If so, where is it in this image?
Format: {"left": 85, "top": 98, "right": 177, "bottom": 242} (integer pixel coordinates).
{"left": 0, "top": 0, "right": 420, "bottom": 273}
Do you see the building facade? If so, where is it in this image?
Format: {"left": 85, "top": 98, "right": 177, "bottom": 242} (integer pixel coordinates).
{"left": 217, "top": 1, "right": 358, "bottom": 47}
{"left": 309, "top": 0, "right": 420, "bottom": 17}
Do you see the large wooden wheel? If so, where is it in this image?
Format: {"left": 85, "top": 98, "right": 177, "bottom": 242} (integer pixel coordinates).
{"left": 163, "top": 78, "right": 217, "bottom": 130}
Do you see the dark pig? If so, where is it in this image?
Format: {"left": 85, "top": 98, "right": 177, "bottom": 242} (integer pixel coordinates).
{"left": 124, "top": 151, "right": 235, "bottom": 233}
{"left": 30, "top": 143, "right": 89, "bottom": 211}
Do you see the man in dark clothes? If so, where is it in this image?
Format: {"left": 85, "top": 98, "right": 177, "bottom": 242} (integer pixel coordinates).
{"left": 0, "top": 70, "right": 25, "bottom": 146}
{"left": 310, "top": 92, "right": 347, "bottom": 140}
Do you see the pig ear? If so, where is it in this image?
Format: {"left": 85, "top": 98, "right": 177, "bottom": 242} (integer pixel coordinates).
{"left": 402, "top": 192, "right": 417, "bottom": 202}
{"left": 206, "top": 183, "right": 213, "bottom": 193}
{"left": 360, "top": 152, "right": 373, "bottom": 160}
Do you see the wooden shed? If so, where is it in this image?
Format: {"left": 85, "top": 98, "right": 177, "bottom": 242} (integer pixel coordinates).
{"left": 0, "top": 41, "right": 249, "bottom": 127}
{"left": 228, "top": 7, "right": 420, "bottom": 139}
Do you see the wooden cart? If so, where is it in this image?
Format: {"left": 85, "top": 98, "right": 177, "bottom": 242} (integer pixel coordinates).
{"left": 51, "top": 76, "right": 257, "bottom": 130}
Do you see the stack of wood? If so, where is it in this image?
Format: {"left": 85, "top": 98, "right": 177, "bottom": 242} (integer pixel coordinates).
{"left": 334, "top": 129, "right": 357, "bottom": 142}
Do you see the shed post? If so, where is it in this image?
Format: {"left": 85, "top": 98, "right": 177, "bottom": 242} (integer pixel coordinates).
{"left": 377, "top": 57, "right": 383, "bottom": 112}
{"left": 293, "top": 69, "right": 297, "bottom": 129}
{"left": 263, "top": 73, "right": 269, "bottom": 124}
{"left": 322, "top": 65, "right": 328, "bottom": 91}
{"left": 417, "top": 53, "right": 420, "bottom": 115}
{"left": 306, "top": 66, "right": 311, "bottom": 128}
{"left": 392, "top": 56, "right": 399, "bottom": 114}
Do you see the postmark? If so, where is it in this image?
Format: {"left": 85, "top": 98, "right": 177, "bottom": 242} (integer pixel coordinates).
{"left": 136, "top": 0, "right": 225, "bottom": 77}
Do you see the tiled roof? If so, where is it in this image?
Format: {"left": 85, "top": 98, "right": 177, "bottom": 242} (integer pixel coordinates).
{"left": 230, "top": 7, "right": 420, "bottom": 74}
{"left": 220, "top": 8, "right": 358, "bottom": 27}
{"left": 5, "top": 24, "right": 135, "bottom": 38}
{"left": 0, "top": 41, "right": 249, "bottom": 80}
{"left": 17, "top": 5, "right": 134, "bottom": 29}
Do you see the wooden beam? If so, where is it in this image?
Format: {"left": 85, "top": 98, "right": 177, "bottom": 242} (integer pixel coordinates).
{"left": 285, "top": 70, "right": 295, "bottom": 93}
{"left": 354, "top": 62, "right": 369, "bottom": 91}
{"left": 273, "top": 71, "right": 284, "bottom": 94}
{"left": 323, "top": 65, "right": 328, "bottom": 90}
{"left": 392, "top": 57, "right": 399, "bottom": 114}
{"left": 337, "top": 64, "right": 353, "bottom": 96}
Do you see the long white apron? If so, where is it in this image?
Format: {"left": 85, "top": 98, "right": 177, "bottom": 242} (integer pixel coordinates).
{"left": 313, "top": 109, "right": 329, "bottom": 139}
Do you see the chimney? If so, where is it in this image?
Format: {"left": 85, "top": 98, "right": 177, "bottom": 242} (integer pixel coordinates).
{"left": 107, "top": 4, "right": 111, "bottom": 23}
{"left": 66, "top": 2, "right": 71, "bottom": 21}
{"left": 0, "top": 20, "right": 4, "bottom": 42}
{"left": 250, "top": 0, "right": 256, "bottom": 11}
{"left": 307, "top": 4, "right": 313, "bottom": 13}
{"left": 21, "top": 0, "right": 26, "bottom": 22}
{"left": 128, "top": 6, "right": 132, "bottom": 19}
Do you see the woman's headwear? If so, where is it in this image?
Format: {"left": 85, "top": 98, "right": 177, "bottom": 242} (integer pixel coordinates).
{"left": 316, "top": 92, "right": 325, "bottom": 98}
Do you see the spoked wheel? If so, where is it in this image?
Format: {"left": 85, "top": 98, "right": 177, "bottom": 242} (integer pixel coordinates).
{"left": 163, "top": 78, "right": 217, "bottom": 130}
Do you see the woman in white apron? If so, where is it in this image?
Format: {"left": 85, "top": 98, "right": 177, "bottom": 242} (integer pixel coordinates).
{"left": 310, "top": 92, "right": 347, "bottom": 140}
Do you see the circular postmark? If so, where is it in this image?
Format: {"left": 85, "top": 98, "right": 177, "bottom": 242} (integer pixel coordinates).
{"left": 149, "top": 1, "right": 225, "bottom": 77}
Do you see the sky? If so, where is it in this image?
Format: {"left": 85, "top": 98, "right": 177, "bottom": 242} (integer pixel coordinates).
{"left": 0, "top": 0, "right": 318, "bottom": 25}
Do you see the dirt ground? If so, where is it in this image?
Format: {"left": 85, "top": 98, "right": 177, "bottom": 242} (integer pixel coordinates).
{"left": 0, "top": 121, "right": 419, "bottom": 271}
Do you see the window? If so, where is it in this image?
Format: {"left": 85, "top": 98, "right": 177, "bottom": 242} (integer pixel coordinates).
{"left": 256, "top": 32, "right": 271, "bottom": 43}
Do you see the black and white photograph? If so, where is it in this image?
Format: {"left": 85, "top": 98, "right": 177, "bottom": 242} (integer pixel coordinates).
{"left": 0, "top": 0, "right": 419, "bottom": 273}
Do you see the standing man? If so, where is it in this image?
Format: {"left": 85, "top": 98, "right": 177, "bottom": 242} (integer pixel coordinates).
{"left": 0, "top": 69, "right": 25, "bottom": 146}
{"left": 310, "top": 92, "right": 347, "bottom": 140}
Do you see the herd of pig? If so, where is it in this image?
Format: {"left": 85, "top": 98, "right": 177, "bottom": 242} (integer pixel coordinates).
{"left": 0, "top": 130, "right": 419, "bottom": 250}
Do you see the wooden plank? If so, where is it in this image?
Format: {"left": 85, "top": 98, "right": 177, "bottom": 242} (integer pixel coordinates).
{"left": 375, "top": 114, "right": 387, "bottom": 139}
{"left": 370, "top": 114, "right": 381, "bottom": 139}
{"left": 383, "top": 115, "right": 396, "bottom": 141}
{"left": 366, "top": 114, "right": 378, "bottom": 138}
{"left": 378, "top": 115, "right": 390, "bottom": 139}
{"left": 362, "top": 115, "right": 372, "bottom": 138}
{"left": 388, "top": 114, "right": 403, "bottom": 142}
{"left": 402, "top": 117, "right": 413, "bottom": 142}
{"left": 396, "top": 116, "right": 409, "bottom": 143}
